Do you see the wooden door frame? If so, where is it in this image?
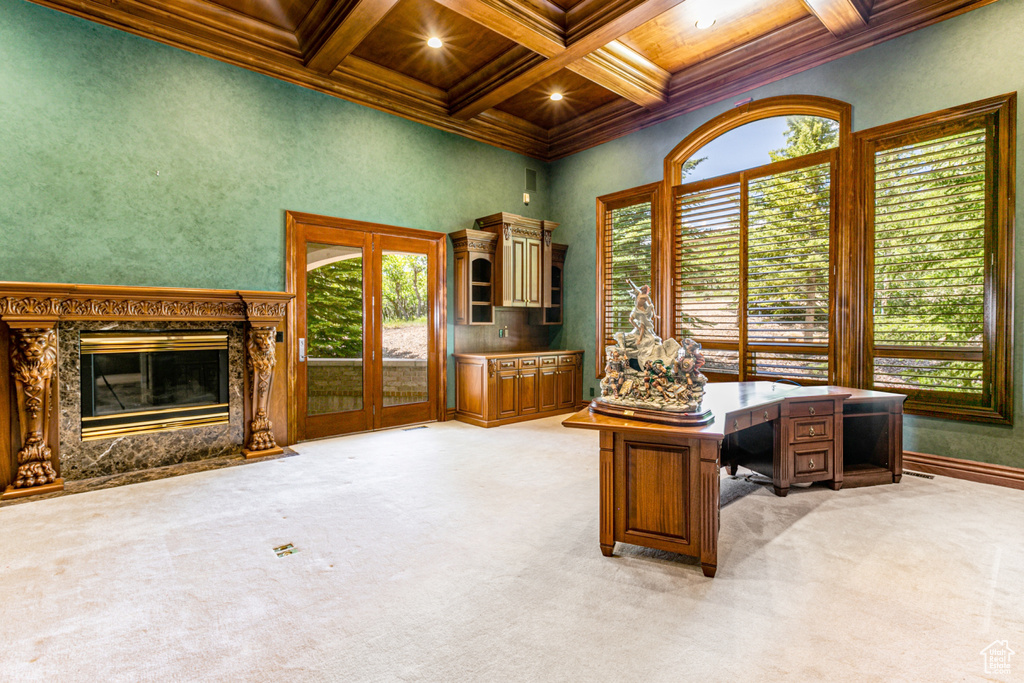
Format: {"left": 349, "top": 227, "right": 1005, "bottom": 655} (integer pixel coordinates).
{"left": 285, "top": 211, "right": 447, "bottom": 443}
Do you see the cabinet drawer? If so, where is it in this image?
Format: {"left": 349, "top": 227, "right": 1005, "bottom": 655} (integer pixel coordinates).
{"left": 791, "top": 416, "right": 831, "bottom": 443}
{"left": 792, "top": 443, "right": 832, "bottom": 476}
{"left": 755, "top": 404, "right": 780, "bottom": 424}
{"left": 725, "top": 411, "right": 751, "bottom": 434}
{"left": 498, "top": 359, "right": 518, "bottom": 369}
{"left": 558, "top": 354, "right": 578, "bottom": 366}
{"left": 520, "top": 358, "right": 537, "bottom": 368}
{"left": 788, "top": 400, "right": 834, "bottom": 418}
{"left": 540, "top": 356, "right": 557, "bottom": 366}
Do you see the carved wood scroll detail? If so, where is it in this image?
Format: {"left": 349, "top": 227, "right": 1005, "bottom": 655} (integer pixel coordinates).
{"left": 0, "top": 296, "right": 246, "bottom": 319}
{"left": 488, "top": 358, "right": 499, "bottom": 378}
{"left": 245, "top": 326, "right": 280, "bottom": 453}
{"left": 10, "top": 325, "right": 59, "bottom": 489}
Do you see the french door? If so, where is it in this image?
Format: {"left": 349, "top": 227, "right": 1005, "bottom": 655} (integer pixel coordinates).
{"left": 287, "top": 212, "right": 446, "bottom": 440}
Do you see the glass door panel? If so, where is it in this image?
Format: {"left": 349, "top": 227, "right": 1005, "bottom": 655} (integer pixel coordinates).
{"left": 380, "top": 251, "right": 429, "bottom": 407}
{"left": 292, "top": 216, "right": 442, "bottom": 440}
{"left": 305, "top": 242, "right": 364, "bottom": 416}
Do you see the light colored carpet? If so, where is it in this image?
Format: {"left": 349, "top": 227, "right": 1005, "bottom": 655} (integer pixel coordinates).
{"left": 0, "top": 415, "right": 1021, "bottom": 682}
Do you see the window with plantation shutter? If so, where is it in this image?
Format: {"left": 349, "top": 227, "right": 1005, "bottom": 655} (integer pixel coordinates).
{"left": 675, "top": 150, "right": 835, "bottom": 383}
{"left": 596, "top": 183, "right": 660, "bottom": 377}
{"left": 859, "top": 96, "right": 1014, "bottom": 423}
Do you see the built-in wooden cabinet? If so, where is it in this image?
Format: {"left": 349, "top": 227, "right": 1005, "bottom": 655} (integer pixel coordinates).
{"left": 475, "top": 213, "right": 558, "bottom": 309}
{"left": 539, "top": 243, "right": 566, "bottom": 325}
{"left": 453, "top": 351, "right": 583, "bottom": 427}
{"left": 451, "top": 218, "right": 566, "bottom": 326}
{"left": 450, "top": 229, "right": 498, "bottom": 325}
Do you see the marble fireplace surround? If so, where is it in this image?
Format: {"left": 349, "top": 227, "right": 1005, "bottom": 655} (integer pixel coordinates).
{"left": 0, "top": 282, "right": 293, "bottom": 500}
{"left": 58, "top": 320, "right": 245, "bottom": 480}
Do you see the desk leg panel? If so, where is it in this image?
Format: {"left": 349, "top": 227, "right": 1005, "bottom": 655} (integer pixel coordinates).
{"left": 699, "top": 439, "right": 720, "bottom": 578}
{"left": 599, "top": 431, "right": 614, "bottom": 556}
{"left": 891, "top": 403, "right": 904, "bottom": 483}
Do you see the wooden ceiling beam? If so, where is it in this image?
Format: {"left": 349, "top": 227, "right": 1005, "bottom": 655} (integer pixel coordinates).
{"left": 449, "top": 0, "right": 685, "bottom": 119}
{"left": 802, "top": 0, "right": 872, "bottom": 37}
{"left": 449, "top": 46, "right": 548, "bottom": 114}
{"left": 432, "top": 0, "right": 565, "bottom": 57}
{"left": 302, "top": 0, "right": 402, "bottom": 74}
{"left": 567, "top": 41, "right": 668, "bottom": 108}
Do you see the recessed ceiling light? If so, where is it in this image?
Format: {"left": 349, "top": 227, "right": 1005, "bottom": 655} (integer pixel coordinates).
{"left": 427, "top": 37, "right": 443, "bottom": 48}
{"left": 550, "top": 92, "right": 563, "bottom": 101}
{"left": 694, "top": 17, "right": 716, "bottom": 29}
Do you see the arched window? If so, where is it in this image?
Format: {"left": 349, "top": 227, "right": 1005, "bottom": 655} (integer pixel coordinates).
{"left": 664, "top": 96, "right": 850, "bottom": 384}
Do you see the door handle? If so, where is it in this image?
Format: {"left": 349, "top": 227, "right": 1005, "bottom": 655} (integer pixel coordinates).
{"left": 809, "top": 426, "right": 815, "bottom": 437}
{"left": 298, "top": 337, "right": 306, "bottom": 362}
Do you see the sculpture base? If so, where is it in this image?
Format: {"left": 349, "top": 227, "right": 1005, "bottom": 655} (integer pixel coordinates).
{"left": 589, "top": 400, "right": 713, "bottom": 426}
{"left": 242, "top": 446, "right": 284, "bottom": 459}
{"left": 2, "top": 479, "right": 65, "bottom": 501}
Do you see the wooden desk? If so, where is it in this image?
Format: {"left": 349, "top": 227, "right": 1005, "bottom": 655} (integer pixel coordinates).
{"left": 562, "top": 382, "right": 905, "bottom": 577}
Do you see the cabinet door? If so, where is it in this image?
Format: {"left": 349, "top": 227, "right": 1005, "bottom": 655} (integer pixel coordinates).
{"left": 519, "top": 368, "right": 539, "bottom": 415}
{"left": 526, "top": 238, "right": 542, "bottom": 306}
{"left": 511, "top": 236, "right": 527, "bottom": 305}
{"left": 556, "top": 366, "right": 575, "bottom": 409}
{"left": 453, "top": 252, "right": 468, "bottom": 325}
{"left": 495, "top": 369, "right": 519, "bottom": 419}
{"left": 540, "top": 368, "right": 558, "bottom": 410}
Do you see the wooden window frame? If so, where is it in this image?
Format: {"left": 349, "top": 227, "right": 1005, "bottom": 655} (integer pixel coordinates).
{"left": 595, "top": 182, "right": 664, "bottom": 378}
{"left": 662, "top": 95, "right": 856, "bottom": 384}
{"left": 673, "top": 149, "right": 839, "bottom": 385}
{"left": 855, "top": 94, "right": 1016, "bottom": 424}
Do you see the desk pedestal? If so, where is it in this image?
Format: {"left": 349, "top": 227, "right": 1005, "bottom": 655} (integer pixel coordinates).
{"left": 599, "top": 430, "right": 721, "bottom": 577}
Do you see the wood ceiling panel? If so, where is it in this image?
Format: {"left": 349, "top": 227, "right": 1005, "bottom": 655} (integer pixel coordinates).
{"left": 619, "top": 0, "right": 811, "bottom": 73}
{"left": 546, "top": 0, "right": 583, "bottom": 11}
{"left": 205, "top": 0, "right": 315, "bottom": 31}
{"left": 26, "top": 0, "right": 998, "bottom": 160}
{"left": 495, "top": 68, "right": 620, "bottom": 128}
{"left": 351, "top": 0, "right": 518, "bottom": 90}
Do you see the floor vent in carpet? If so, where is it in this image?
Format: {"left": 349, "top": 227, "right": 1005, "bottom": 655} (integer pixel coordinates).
{"left": 403, "top": 425, "right": 427, "bottom": 431}
{"left": 903, "top": 470, "right": 935, "bottom": 479}
{"left": 274, "top": 544, "right": 298, "bottom": 557}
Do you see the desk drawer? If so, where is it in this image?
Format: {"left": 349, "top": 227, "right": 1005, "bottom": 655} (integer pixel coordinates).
{"left": 789, "top": 400, "right": 834, "bottom": 418}
{"left": 791, "top": 442, "right": 832, "bottom": 477}
{"left": 756, "top": 404, "right": 780, "bottom": 424}
{"left": 520, "top": 358, "right": 537, "bottom": 368}
{"left": 559, "top": 354, "right": 578, "bottom": 366}
{"left": 726, "top": 411, "right": 751, "bottom": 434}
{"left": 791, "top": 416, "right": 831, "bottom": 443}
{"left": 498, "top": 359, "right": 518, "bottom": 370}
{"left": 540, "top": 356, "right": 557, "bottom": 367}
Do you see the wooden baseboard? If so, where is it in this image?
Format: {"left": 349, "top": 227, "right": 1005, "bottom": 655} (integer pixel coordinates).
{"left": 445, "top": 408, "right": 456, "bottom": 421}
{"left": 903, "top": 451, "right": 1024, "bottom": 491}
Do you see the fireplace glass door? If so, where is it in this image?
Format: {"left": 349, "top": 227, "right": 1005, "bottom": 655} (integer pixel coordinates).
{"left": 79, "top": 332, "right": 229, "bottom": 440}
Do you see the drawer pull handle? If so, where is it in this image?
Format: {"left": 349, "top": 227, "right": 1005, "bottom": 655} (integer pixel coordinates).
{"left": 763, "top": 411, "right": 770, "bottom": 421}
{"left": 733, "top": 419, "right": 739, "bottom": 430}
{"left": 809, "top": 406, "right": 816, "bottom": 415}
{"left": 809, "top": 427, "right": 815, "bottom": 437}
{"left": 809, "top": 460, "right": 815, "bottom": 469}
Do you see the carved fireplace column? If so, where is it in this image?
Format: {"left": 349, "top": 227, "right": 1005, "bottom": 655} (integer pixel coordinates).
{"left": 2, "top": 319, "right": 64, "bottom": 500}
{"left": 241, "top": 295, "right": 290, "bottom": 458}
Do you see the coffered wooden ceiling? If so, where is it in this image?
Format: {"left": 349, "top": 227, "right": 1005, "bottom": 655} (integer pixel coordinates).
{"left": 32, "top": 0, "right": 997, "bottom": 159}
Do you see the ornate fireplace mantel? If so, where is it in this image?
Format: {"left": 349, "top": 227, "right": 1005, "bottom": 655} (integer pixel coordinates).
{"left": 0, "top": 282, "right": 293, "bottom": 500}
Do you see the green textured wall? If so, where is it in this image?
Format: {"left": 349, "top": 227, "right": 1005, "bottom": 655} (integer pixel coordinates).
{"left": 0, "top": 0, "right": 550, "bottom": 409}
{"left": 0, "top": 0, "right": 550, "bottom": 292}
{"left": 550, "top": 0, "right": 1024, "bottom": 467}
